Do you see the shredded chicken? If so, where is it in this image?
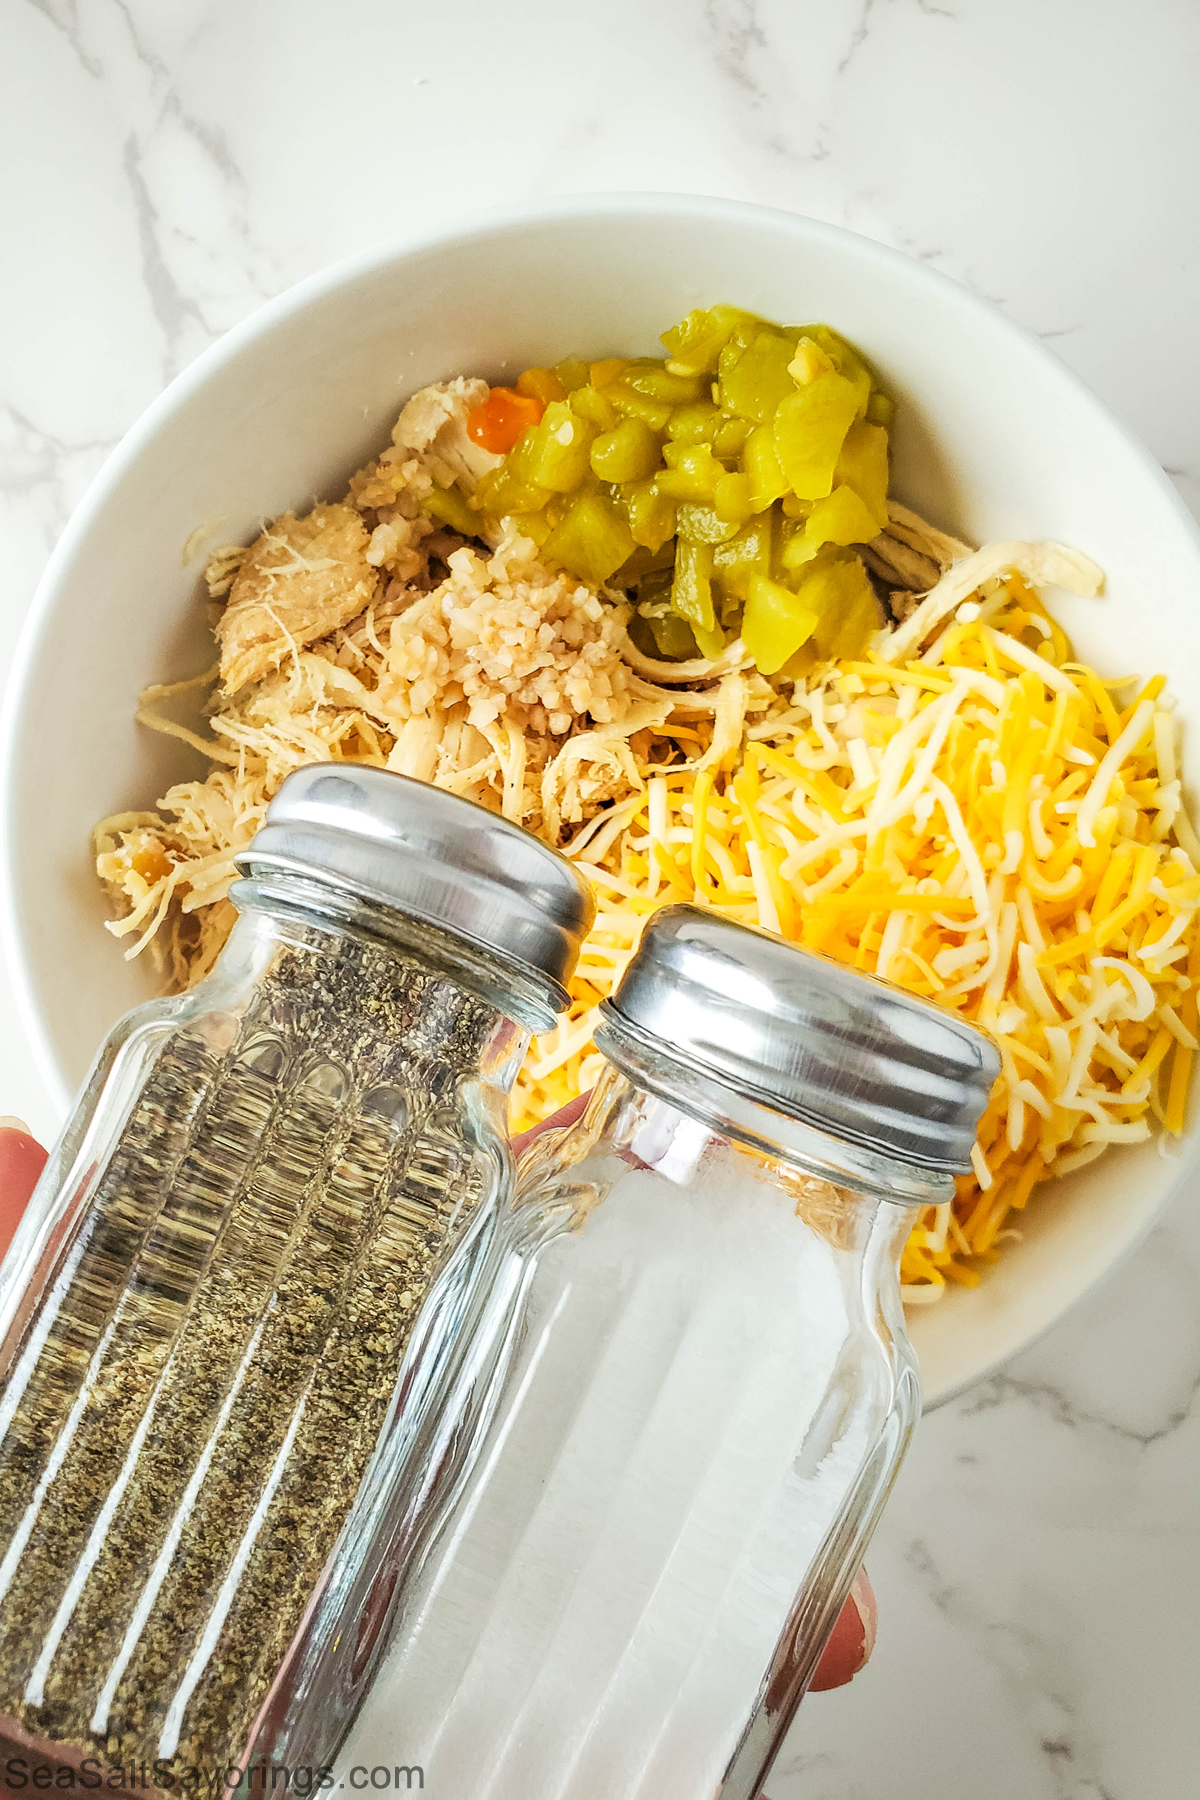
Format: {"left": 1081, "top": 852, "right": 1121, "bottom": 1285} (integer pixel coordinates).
{"left": 217, "top": 504, "right": 379, "bottom": 691}
{"left": 877, "top": 539, "right": 1105, "bottom": 664}
{"left": 98, "top": 380, "right": 769, "bottom": 968}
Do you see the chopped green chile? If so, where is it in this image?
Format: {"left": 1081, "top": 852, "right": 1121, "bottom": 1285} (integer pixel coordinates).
{"left": 799, "top": 325, "right": 873, "bottom": 418}
{"left": 672, "top": 539, "right": 717, "bottom": 635}
{"left": 713, "top": 471, "right": 753, "bottom": 524}
{"left": 622, "top": 362, "right": 708, "bottom": 404}
{"left": 667, "top": 400, "right": 724, "bottom": 444}
{"left": 712, "top": 513, "right": 775, "bottom": 599}
{"left": 782, "top": 485, "right": 881, "bottom": 565}
{"left": 719, "top": 329, "right": 800, "bottom": 425}
{"left": 773, "top": 372, "right": 862, "bottom": 499}
{"left": 527, "top": 402, "right": 595, "bottom": 492}
{"left": 424, "top": 482, "right": 479, "bottom": 537}
{"left": 542, "top": 493, "right": 636, "bottom": 584}
{"left": 659, "top": 442, "right": 727, "bottom": 503}
{"left": 711, "top": 415, "right": 752, "bottom": 457}
{"left": 661, "top": 304, "right": 760, "bottom": 376}
{"left": 807, "top": 555, "right": 883, "bottom": 659}
{"left": 742, "top": 425, "right": 790, "bottom": 512}
{"left": 620, "top": 478, "right": 678, "bottom": 552}
{"left": 677, "top": 503, "right": 742, "bottom": 545}
{"left": 570, "top": 384, "right": 621, "bottom": 431}
{"left": 835, "top": 421, "right": 890, "bottom": 528}
{"left": 610, "top": 385, "right": 673, "bottom": 431}
{"left": 865, "top": 389, "right": 897, "bottom": 429}
{"left": 742, "top": 573, "right": 820, "bottom": 675}
{"left": 474, "top": 303, "right": 894, "bottom": 670}
{"left": 553, "top": 356, "right": 591, "bottom": 394}
{"left": 590, "top": 418, "right": 661, "bottom": 484}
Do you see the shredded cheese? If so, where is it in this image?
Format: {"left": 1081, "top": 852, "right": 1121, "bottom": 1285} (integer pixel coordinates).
{"left": 512, "top": 588, "right": 1200, "bottom": 1297}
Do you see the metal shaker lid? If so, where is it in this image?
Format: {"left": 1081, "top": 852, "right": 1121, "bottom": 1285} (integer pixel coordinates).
{"left": 598, "top": 905, "right": 998, "bottom": 1176}
{"left": 233, "top": 765, "right": 595, "bottom": 1024}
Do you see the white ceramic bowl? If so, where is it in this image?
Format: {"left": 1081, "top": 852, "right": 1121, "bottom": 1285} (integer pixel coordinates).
{"left": 4, "top": 194, "right": 1199, "bottom": 1406}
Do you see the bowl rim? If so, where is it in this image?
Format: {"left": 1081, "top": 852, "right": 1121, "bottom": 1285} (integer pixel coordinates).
{"left": 4, "top": 190, "right": 1200, "bottom": 1407}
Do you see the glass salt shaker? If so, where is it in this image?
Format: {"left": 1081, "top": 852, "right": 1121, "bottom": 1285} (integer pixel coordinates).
{"left": 0, "top": 764, "right": 592, "bottom": 1784}
{"left": 303, "top": 903, "right": 999, "bottom": 1800}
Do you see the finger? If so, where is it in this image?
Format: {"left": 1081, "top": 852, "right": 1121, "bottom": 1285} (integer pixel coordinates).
{"left": 0, "top": 1121, "right": 48, "bottom": 1260}
{"left": 807, "top": 1567, "right": 877, "bottom": 1692}
{"left": 511, "top": 1090, "right": 592, "bottom": 1160}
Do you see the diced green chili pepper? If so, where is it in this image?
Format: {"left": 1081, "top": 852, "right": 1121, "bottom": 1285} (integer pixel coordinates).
{"left": 636, "top": 564, "right": 675, "bottom": 606}
{"left": 720, "top": 329, "right": 801, "bottom": 424}
{"left": 672, "top": 538, "right": 717, "bottom": 633}
{"left": 622, "top": 362, "right": 707, "bottom": 403}
{"left": 833, "top": 420, "right": 890, "bottom": 527}
{"left": 784, "top": 484, "right": 881, "bottom": 560}
{"left": 620, "top": 478, "right": 677, "bottom": 552}
{"left": 635, "top": 600, "right": 700, "bottom": 661}
{"left": 713, "top": 471, "right": 753, "bottom": 524}
{"left": 423, "top": 481, "right": 479, "bottom": 537}
{"left": 712, "top": 512, "right": 774, "bottom": 600}
{"left": 865, "top": 390, "right": 897, "bottom": 429}
{"left": 610, "top": 385, "right": 673, "bottom": 431}
{"left": 589, "top": 358, "right": 630, "bottom": 389}
{"left": 517, "top": 366, "right": 566, "bottom": 404}
{"left": 658, "top": 442, "right": 726, "bottom": 503}
{"left": 692, "top": 619, "right": 728, "bottom": 660}
{"left": 554, "top": 357, "right": 591, "bottom": 394}
{"left": 542, "top": 493, "right": 637, "bottom": 584}
{"left": 661, "top": 304, "right": 761, "bottom": 376}
{"left": 505, "top": 509, "right": 554, "bottom": 548}
{"left": 711, "top": 415, "right": 752, "bottom": 457}
{"left": 589, "top": 417, "right": 661, "bottom": 483}
{"left": 772, "top": 370, "right": 860, "bottom": 499}
{"left": 525, "top": 401, "right": 594, "bottom": 492}
{"left": 667, "top": 400, "right": 723, "bottom": 444}
{"left": 796, "top": 325, "right": 873, "bottom": 418}
{"left": 742, "top": 424, "right": 790, "bottom": 511}
{"left": 472, "top": 307, "right": 895, "bottom": 650}
{"left": 717, "top": 321, "right": 766, "bottom": 384}
{"left": 569, "top": 385, "right": 620, "bottom": 432}
{"left": 677, "top": 503, "right": 742, "bottom": 544}
{"left": 742, "top": 573, "right": 820, "bottom": 676}
{"left": 620, "top": 541, "right": 678, "bottom": 588}
{"left": 778, "top": 527, "right": 819, "bottom": 574}
{"left": 799, "top": 553, "right": 882, "bottom": 660}
{"left": 717, "top": 586, "right": 744, "bottom": 629}
{"left": 473, "top": 456, "right": 551, "bottom": 518}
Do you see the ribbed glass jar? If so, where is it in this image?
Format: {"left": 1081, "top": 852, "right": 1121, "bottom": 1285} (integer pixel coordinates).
{"left": 0, "top": 765, "right": 592, "bottom": 1787}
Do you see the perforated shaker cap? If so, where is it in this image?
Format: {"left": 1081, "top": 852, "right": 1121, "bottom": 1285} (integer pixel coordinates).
{"left": 598, "top": 905, "right": 999, "bottom": 1175}
{"left": 233, "top": 765, "right": 595, "bottom": 1028}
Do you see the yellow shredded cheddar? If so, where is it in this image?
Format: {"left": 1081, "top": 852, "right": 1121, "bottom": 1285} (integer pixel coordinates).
{"left": 513, "top": 588, "right": 1200, "bottom": 1298}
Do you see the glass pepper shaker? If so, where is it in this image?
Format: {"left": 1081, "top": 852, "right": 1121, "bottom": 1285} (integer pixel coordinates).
{"left": 293, "top": 903, "right": 998, "bottom": 1800}
{"left": 0, "top": 764, "right": 592, "bottom": 1783}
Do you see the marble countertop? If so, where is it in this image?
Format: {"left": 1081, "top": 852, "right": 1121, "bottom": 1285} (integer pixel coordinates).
{"left": 1, "top": 2, "right": 1197, "bottom": 1795}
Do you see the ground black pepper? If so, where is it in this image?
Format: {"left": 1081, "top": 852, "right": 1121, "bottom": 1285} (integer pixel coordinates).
{"left": 0, "top": 927, "right": 502, "bottom": 1782}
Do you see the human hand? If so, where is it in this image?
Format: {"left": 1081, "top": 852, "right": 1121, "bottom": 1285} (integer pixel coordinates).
{"left": 513, "top": 1095, "right": 877, "bottom": 1696}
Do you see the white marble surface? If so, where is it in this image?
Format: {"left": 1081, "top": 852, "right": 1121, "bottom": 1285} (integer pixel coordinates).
{"left": 1, "top": 2, "right": 1198, "bottom": 1795}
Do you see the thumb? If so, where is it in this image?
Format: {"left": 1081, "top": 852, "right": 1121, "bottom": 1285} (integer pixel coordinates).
{"left": 0, "top": 1120, "right": 48, "bottom": 1259}
{"left": 808, "top": 1568, "right": 877, "bottom": 1691}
